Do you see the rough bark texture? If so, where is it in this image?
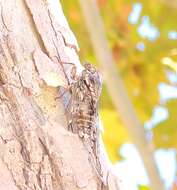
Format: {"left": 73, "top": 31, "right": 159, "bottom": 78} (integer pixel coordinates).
{"left": 0, "top": 0, "right": 122, "bottom": 189}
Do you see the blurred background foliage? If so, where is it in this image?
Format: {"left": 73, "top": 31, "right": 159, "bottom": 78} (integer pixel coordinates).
{"left": 61, "top": 0, "right": 177, "bottom": 189}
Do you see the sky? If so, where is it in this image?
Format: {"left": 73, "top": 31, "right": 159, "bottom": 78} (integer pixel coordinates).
{"left": 115, "top": 144, "right": 176, "bottom": 190}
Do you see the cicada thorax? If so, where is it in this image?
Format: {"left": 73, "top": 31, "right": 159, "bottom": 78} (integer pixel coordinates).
{"left": 70, "top": 79, "right": 98, "bottom": 138}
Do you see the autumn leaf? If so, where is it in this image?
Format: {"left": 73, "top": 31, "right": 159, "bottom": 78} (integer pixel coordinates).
{"left": 153, "top": 99, "right": 177, "bottom": 149}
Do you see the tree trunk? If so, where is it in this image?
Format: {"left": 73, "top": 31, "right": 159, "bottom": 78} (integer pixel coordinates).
{"left": 0, "top": 0, "right": 123, "bottom": 189}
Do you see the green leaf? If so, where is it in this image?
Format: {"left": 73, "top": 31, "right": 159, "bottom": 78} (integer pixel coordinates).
{"left": 138, "top": 184, "right": 150, "bottom": 190}
{"left": 153, "top": 99, "right": 177, "bottom": 148}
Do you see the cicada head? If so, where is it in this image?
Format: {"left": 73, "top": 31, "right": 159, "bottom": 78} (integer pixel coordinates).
{"left": 82, "top": 62, "right": 102, "bottom": 102}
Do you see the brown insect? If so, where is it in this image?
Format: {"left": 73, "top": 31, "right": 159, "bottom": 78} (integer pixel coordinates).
{"left": 68, "top": 63, "right": 108, "bottom": 189}
{"left": 68, "top": 63, "right": 102, "bottom": 135}
{"left": 59, "top": 62, "right": 107, "bottom": 189}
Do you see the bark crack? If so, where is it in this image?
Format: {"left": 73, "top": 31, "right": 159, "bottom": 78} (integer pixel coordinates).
{"left": 38, "top": 137, "right": 65, "bottom": 190}
{"left": 47, "top": 10, "right": 78, "bottom": 53}
{"left": 0, "top": 135, "right": 13, "bottom": 144}
{"left": 0, "top": 2, "right": 11, "bottom": 32}
{"left": 23, "top": 0, "right": 48, "bottom": 55}
{"left": 47, "top": 9, "right": 70, "bottom": 85}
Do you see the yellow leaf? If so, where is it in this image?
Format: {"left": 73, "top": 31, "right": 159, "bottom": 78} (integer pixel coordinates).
{"left": 162, "top": 57, "right": 177, "bottom": 72}
{"left": 100, "top": 109, "right": 129, "bottom": 163}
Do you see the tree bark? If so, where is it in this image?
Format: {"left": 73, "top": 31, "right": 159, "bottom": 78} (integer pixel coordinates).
{"left": 0, "top": 0, "right": 123, "bottom": 189}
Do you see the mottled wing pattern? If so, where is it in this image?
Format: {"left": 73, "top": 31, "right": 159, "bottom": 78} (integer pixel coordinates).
{"left": 69, "top": 63, "right": 103, "bottom": 179}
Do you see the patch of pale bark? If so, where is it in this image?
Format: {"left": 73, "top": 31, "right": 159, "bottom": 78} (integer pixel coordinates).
{"left": 0, "top": 0, "right": 123, "bottom": 189}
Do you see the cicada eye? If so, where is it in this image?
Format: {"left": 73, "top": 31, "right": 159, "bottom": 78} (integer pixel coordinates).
{"left": 83, "top": 62, "right": 91, "bottom": 70}
{"left": 84, "top": 62, "right": 96, "bottom": 74}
